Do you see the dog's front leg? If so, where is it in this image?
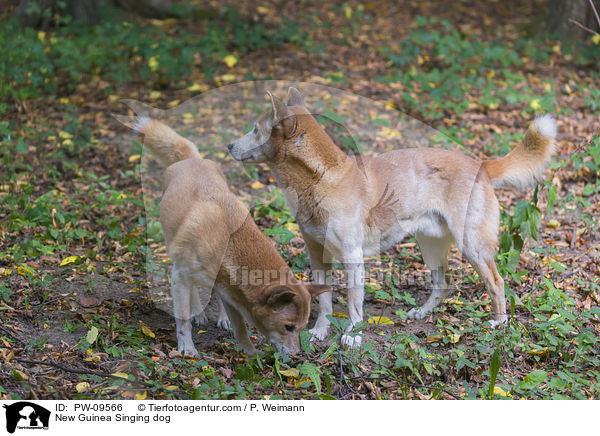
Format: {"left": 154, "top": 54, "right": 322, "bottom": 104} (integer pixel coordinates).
{"left": 341, "top": 249, "right": 365, "bottom": 348}
{"left": 305, "top": 236, "right": 334, "bottom": 341}
{"left": 220, "top": 300, "right": 257, "bottom": 356}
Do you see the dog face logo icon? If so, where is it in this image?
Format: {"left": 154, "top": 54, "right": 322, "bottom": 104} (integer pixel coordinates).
{"left": 3, "top": 402, "right": 50, "bottom": 433}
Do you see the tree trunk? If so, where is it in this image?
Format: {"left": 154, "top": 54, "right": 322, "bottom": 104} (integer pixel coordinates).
{"left": 547, "top": 0, "right": 600, "bottom": 39}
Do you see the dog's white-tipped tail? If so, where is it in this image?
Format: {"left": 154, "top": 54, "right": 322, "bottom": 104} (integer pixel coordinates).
{"left": 483, "top": 115, "right": 557, "bottom": 191}
{"left": 132, "top": 116, "right": 201, "bottom": 167}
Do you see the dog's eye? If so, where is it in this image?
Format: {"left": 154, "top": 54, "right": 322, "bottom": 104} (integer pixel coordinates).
{"left": 285, "top": 324, "right": 295, "bottom": 332}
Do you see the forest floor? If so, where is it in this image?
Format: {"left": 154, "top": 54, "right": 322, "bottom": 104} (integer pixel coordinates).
{"left": 0, "top": 0, "right": 599, "bottom": 399}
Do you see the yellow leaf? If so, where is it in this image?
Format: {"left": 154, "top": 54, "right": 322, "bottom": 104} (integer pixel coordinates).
{"left": 448, "top": 333, "right": 461, "bottom": 344}
{"left": 427, "top": 335, "right": 442, "bottom": 343}
{"left": 294, "top": 272, "right": 307, "bottom": 281}
{"left": 60, "top": 97, "right": 70, "bottom": 104}
{"left": 223, "top": 54, "right": 238, "bottom": 68}
{"left": 530, "top": 99, "right": 541, "bottom": 110}
{"left": 148, "top": 56, "right": 159, "bottom": 72}
{"left": 332, "top": 312, "right": 348, "bottom": 318}
{"left": 136, "top": 391, "right": 147, "bottom": 400}
{"left": 38, "top": 31, "right": 46, "bottom": 41}
{"left": 367, "top": 316, "right": 394, "bottom": 325}
{"left": 187, "top": 83, "right": 207, "bottom": 92}
{"left": 385, "top": 100, "right": 394, "bottom": 110}
{"left": 108, "top": 95, "right": 121, "bottom": 103}
{"left": 546, "top": 219, "right": 560, "bottom": 229}
{"left": 284, "top": 222, "right": 299, "bottom": 233}
{"left": 0, "top": 268, "right": 12, "bottom": 277}
{"left": 165, "top": 385, "right": 178, "bottom": 391}
{"left": 182, "top": 113, "right": 193, "bottom": 119}
{"left": 149, "top": 91, "right": 162, "bottom": 100}
{"left": 493, "top": 386, "right": 512, "bottom": 397}
{"left": 251, "top": 180, "right": 264, "bottom": 189}
{"left": 592, "top": 34, "right": 600, "bottom": 45}
{"left": 62, "top": 138, "right": 73, "bottom": 147}
{"left": 60, "top": 255, "right": 79, "bottom": 266}
{"left": 140, "top": 323, "right": 155, "bottom": 338}
{"left": 344, "top": 5, "right": 352, "bottom": 19}
{"left": 564, "top": 84, "right": 572, "bottom": 95}
{"left": 86, "top": 326, "right": 99, "bottom": 344}
{"left": 167, "top": 99, "right": 180, "bottom": 108}
{"left": 197, "top": 330, "right": 207, "bottom": 334}
{"left": 279, "top": 368, "right": 300, "bottom": 378}
{"left": 112, "top": 372, "right": 130, "bottom": 379}
{"left": 58, "top": 131, "right": 73, "bottom": 139}
{"left": 76, "top": 382, "right": 90, "bottom": 392}
{"left": 16, "top": 265, "right": 35, "bottom": 276}
{"left": 220, "top": 74, "right": 236, "bottom": 83}
{"left": 128, "top": 154, "right": 140, "bottom": 162}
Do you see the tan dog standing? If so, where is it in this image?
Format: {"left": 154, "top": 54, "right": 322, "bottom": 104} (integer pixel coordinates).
{"left": 132, "top": 117, "right": 330, "bottom": 356}
{"left": 227, "top": 87, "right": 557, "bottom": 347}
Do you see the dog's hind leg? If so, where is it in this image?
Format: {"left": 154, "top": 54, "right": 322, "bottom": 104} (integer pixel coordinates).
{"left": 407, "top": 233, "right": 453, "bottom": 320}
{"left": 171, "top": 265, "right": 199, "bottom": 357}
{"left": 216, "top": 296, "right": 231, "bottom": 330}
{"left": 463, "top": 248, "right": 507, "bottom": 325}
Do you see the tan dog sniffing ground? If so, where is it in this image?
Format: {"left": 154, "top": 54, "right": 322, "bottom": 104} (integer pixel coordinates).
{"left": 227, "top": 87, "right": 557, "bottom": 347}
{"left": 132, "top": 117, "right": 330, "bottom": 356}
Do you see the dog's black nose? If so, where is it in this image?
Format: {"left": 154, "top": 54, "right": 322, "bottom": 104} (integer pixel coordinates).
{"left": 227, "top": 143, "right": 234, "bottom": 151}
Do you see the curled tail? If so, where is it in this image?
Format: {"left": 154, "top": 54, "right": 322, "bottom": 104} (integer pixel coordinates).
{"left": 483, "top": 115, "right": 557, "bottom": 191}
{"left": 132, "top": 116, "right": 201, "bottom": 167}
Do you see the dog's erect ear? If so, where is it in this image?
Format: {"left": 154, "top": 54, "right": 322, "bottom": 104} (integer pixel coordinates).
{"left": 267, "top": 90, "right": 297, "bottom": 138}
{"left": 306, "top": 284, "right": 332, "bottom": 299}
{"left": 267, "top": 90, "right": 291, "bottom": 122}
{"left": 266, "top": 285, "right": 296, "bottom": 307}
{"left": 286, "top": 87, "right": 305, "bottom": 107}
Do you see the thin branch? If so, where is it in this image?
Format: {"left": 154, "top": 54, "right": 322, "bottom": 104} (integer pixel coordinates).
{"left": 15, "top": 358, "right": 153, "bottom": 388}
{"left": 590, "top": 0, "right": 600, "bottom": 28}
{"left": 569, "top": 18, "right": 600, "bottom": 36}
{"left": 0, "top": 324, "right": 27, "bottom": 346}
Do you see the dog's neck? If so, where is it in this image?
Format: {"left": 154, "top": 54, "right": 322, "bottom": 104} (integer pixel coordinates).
{"left": 270, "top": 119, "right": 354, "bottom": 197}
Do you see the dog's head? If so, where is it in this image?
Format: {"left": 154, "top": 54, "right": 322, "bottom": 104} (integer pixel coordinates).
{"left": 227, "top": 87, "right": 314, "bottom": 164}
{"left": 252, "top": 281, "right": 330, "bottom": 354}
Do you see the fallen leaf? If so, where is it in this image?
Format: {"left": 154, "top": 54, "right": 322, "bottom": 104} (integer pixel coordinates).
{"left": 60, "top": 255, "right": 80, "bottom": 267}
{"left": 140, "top": 322, "right": 155, "bottom": 338}
{"left": 86, "top": 326, "right": 99, "bottom": 344}
{"left": 223, "top": 54, "right": 238, "bottom": 68}
{"left": 279, "top": 368, "right": 300, "bottom": 378}
{"left": 368, "top": 316, "right": 394, "bottom": 325}
{"left": 76, "top": 382, "right": 90, "bottom": 392}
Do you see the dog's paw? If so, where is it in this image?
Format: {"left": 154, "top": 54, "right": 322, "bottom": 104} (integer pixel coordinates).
{"left": 193, "top": 312, "right": 208, "bottom": 325}
{"left": 341, "top": 333, "right": 362, "bottom": 348}
{"left": 407, "top": 307, "right": 429, "bottom": 320}
{"left": 177, "top": 345, "right": 200, "bottom": 358}
{"left": 488, "top": 317, "right": 508, "bottom": 328}
{"left": 217, "top": 317, "right": 231, "bottom": 330}
{"left": 309, "top": 324, "right": 329, "bottom": 342}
